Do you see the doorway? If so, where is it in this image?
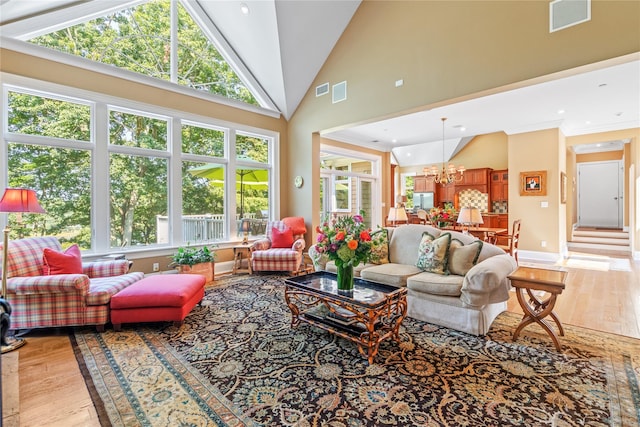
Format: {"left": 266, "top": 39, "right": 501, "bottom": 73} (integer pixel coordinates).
{"left": 577, "top": 160, "right": 623, "bottom": 228}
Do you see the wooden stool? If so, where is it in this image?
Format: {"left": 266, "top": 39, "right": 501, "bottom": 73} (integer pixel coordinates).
{"left": 508, "top": 266, "right": 568, "bottom": 351}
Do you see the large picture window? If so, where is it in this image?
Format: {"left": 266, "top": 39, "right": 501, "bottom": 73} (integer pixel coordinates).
{"left": 2, "top": 82, "right": 278, "bottom": 255}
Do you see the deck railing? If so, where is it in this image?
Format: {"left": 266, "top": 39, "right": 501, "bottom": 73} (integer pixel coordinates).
{"left": 156, "top": 213, "right": 262, "bottom": 243}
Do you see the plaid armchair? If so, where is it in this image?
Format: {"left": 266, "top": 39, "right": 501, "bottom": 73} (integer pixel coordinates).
{"left": 1, "top": 236, "right": 144, "bottom": 331}
{"left": 250, "top": 217, "right": 306, "bottom": 274}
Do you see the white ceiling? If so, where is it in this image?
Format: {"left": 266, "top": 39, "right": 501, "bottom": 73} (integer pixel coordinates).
{"left": 1, "top": 0, "right": 638, "bottom": 167}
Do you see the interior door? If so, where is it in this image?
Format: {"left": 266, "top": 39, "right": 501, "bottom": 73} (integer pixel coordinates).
{"left": 577, "top": 161, "right": 623, "bottom": 228}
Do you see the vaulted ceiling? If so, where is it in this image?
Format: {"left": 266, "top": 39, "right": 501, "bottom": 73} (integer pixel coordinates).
{"left": 1, "top": 0, "right": 638, "bottom": 167}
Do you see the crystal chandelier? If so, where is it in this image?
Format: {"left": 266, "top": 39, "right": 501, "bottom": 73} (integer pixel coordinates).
{"left": 424, "top": 118, "right": 465, "bottom": 185}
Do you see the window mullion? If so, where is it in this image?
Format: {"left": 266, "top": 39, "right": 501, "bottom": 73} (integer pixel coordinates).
{"left": 94, "top": 102, "right": 110, "bottom": 253}
{"left": 170, "top": 117, "right": 182, "bottom": 245}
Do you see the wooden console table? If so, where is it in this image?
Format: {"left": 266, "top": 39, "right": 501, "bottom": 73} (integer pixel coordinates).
{"left": 508, "top": 266, "right": 568, "bottom": 351}
{"left": 284, "top": 272, "right": 407, "bottom": 364}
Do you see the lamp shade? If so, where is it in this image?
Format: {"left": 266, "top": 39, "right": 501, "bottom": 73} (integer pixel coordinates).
{"left": 388, "top": 207, "right": 408, "bottom": 222}
{"left": 240, "top": 218, "right": 251, "bottom": 232}
{"left": 0, "top": 188, "right": 46, "bottom": 214}
{"left": 457, "top": 207, "right": 483, "bottom": 225}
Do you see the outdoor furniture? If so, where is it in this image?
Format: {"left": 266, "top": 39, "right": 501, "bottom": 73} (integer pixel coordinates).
{"left": 250, "top": 217, "right": 306, "bottom": 274}
{"left": 1, "top": 236, "right": 144, "bottom": 331}
{"left": 110, "top": 273, "right": 206, "bottom": 330}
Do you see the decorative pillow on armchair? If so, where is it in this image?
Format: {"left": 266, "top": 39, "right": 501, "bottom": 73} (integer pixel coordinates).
{"left": 370, "top": 228, "right": 390, "bottom": 264}
{"left": 416, "top": 232, "right": 451, "bottom": 275}
{"left": 43, "top": 244, "right": 83, "bottom": 275}
{"left": 271, "top": 227, "right": 294, "bottom": 248}
{"left": 447, "top": 239, "right": 483, "bottom": 276}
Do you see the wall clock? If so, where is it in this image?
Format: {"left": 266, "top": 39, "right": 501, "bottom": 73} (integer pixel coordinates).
{"left": 294, "top": 175, "right": 304, "bottom": 188}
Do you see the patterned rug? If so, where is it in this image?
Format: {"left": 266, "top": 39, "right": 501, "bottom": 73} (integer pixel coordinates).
{"left": 72, "top": 274, "right": 640, "bottom": 426}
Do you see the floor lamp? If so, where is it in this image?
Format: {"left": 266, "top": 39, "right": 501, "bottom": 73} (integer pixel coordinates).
{"left": 0, "top": 188, "right": 46, "bottom": 353}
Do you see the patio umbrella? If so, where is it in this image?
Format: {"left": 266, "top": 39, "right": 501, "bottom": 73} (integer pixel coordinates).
{"left": 188, "top": 164, "right": 268, "bottom": 217}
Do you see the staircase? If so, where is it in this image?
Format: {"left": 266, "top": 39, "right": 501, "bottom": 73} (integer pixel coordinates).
{"left": 569, "top": 228, "right": 630, "bottom": 253}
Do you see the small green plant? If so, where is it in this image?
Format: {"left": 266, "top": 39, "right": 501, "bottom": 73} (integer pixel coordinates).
{"left": 169, "top": 245, "right": 216, "bottom": 267}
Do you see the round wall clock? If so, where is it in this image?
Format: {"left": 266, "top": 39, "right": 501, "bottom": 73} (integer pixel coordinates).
{"left": 294, "top": 175, "right": 304, "bottom": 188}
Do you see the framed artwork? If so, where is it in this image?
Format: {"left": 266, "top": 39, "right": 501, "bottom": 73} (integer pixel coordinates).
{"left": 560, "top": 172, "right": 567, "bottom": 204}
{"left": 519, "top": 170, "right": 547, "bottom": 196}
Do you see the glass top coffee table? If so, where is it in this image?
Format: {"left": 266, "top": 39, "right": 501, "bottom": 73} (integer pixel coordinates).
{"left": 284, "top": 271, "right": 408, "bottom": 364}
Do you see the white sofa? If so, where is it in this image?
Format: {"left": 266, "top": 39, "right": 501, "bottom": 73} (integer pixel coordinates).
{"left": 309, "top": 224, "right": 518, "bottom": 335}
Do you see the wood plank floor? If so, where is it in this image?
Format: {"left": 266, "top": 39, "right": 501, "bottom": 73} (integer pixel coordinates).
{"left": 5, "top": 253, "right": 640, "bottom": 426}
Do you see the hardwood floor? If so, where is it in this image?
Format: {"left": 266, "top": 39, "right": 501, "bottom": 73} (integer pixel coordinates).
{"left": 5, "top": 253, "right": 640, "bottom": 426}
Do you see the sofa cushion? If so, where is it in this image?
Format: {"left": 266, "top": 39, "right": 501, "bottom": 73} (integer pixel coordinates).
{"left": 282, "top": 216, "right": 307, "bottom": 236}
{"left": 85, "top": 272, "right": 145, "bottom": 306}
{"left": 407, "top": 271, "right": 464, "bottom": 296}
{"left": 416, "top": 232, "right": 451, "bottom": 275}
{"left": 43, "top": 244, "right": 83, "bottom": 275}
{"left": 370, "top": 228, "right": 390, "bottom": 264}
{"left": 271, "top": 226, "right": 294, "bottom": 248}
{"left": 448, "top": 239, "right": 483, "bottom": 276}
{"left": 325, "top": 260, "right": 374, "bottom": 277}
{"left": 360, "top": 263, "right": 422, "bottom": 288}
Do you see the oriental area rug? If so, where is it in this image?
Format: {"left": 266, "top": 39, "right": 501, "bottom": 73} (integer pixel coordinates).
{"left": 71, "top": 274, "right": 640, "bottom": 426}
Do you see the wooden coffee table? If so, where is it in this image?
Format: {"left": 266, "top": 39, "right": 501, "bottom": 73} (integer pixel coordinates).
{"left": 508, "top": 266, "right": 568, "bottom": 351}
{"left": 284, "top": 271, "right": 407, "bottom": 364}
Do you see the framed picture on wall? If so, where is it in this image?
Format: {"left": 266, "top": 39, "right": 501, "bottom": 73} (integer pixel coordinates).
{"left": 519, "top": 170, "right": 547, "bottom": 196}
{"left": 560, "top": 172, "right": 567, "bottom": 204}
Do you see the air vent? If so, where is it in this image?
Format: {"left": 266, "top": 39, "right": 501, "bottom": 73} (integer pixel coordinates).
{"left": 315, "top": 83, "right": 329, "bottom": 97}
{"left": 550, "top": 0, "right": 590, "bottom": 33}
{"left": 332, "top": 81, "right": 347, "bottom": 104}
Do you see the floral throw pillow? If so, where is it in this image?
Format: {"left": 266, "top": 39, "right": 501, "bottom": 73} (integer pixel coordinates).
{"left": 416, "top": 232, "right": 451, "bottom": 275}
{"left": 370, "top": 229, "right": 390, "bottom": 264}
{"left": 448, "top": 239, "right": 483, "bottom": 276}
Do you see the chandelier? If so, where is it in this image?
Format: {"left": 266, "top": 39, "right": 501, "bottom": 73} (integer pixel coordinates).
{"left": 424, "top": 117, "right": 465, "bottom": 185}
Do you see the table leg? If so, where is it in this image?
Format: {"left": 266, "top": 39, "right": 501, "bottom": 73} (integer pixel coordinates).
{"left": 513, "top": 287, "right": 563, "bottom": 351}
{"left": 525, "top": 288, "right": 564, "bottom": 336}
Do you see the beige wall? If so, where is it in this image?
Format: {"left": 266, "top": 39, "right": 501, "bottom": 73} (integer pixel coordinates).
{"left": 508, "top": 128, "right": 563, "bottom": 254}
{"left": 288, "top": 0, "right": 639, "bottom": 254}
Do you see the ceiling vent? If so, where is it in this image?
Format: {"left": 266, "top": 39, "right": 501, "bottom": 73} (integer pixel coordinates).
{"left": 550, "top": 0, "right": 590, "bottom": 32}
{"left": 332, "top": 81, "right": 347, "bottom": 104}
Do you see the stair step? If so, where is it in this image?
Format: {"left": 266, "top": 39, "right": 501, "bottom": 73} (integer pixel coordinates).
{"left": 571, "top": 236, "right": 629, "bottom": 246}
{"left": 573, "top": 230, "right": 628, "bottom": 239}
{"left": 568, "top": 242, "right": 630, "bottom": 253}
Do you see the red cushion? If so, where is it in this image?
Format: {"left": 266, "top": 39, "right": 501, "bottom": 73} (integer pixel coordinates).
{"left": 271, "top": 226, "right": 294, "bottom": 248}
{"left": 111, "top": 274, "right": 206, "bottom": 309}
{"left": 283, "top": 217, "right": 307, "bottom": 235}
{"left": 43, "top": 244, "right": 83, "bottom": 275}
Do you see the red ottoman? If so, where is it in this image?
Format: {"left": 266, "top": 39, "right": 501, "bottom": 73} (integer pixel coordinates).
{"left": 110, "top": 274, "right": 206, "bottom": 331}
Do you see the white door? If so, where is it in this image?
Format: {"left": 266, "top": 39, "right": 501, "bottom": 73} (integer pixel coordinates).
{"left": 577, "top": 161, "right": 623, "bottom": 228}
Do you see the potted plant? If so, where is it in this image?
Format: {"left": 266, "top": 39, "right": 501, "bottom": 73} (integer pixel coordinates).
{"left": 169, "top": 245, "right": 217, "bottom": 283}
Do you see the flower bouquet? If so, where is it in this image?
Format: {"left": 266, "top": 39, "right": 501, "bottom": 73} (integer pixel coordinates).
{"left": 314, "top": 212, "right": 380, "bottom": 291}
{"left": 428, "top": 206, "right": 457, "bottom": 228}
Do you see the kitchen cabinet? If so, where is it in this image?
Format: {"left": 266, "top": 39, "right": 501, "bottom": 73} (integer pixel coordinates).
{"left": 437, "top": 183, "right": 456, "bottom": 205}
{"left": 456, "top": 168, "right": 492, "bottom": 194}
{"left": 414, "top": 175, "right": 435, "bottom": 193}
{"left": 496, "top": 214, "right": 509, "bottom": 229}
{"left": 491, "top": 170, "right": 509, "bottom": 201}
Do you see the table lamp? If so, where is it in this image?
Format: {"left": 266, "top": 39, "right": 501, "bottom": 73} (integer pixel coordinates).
{"left": 240, "top": 218, "right": 251, "bottom": 244}
{"left": 387, "top": 207, "right": 408, "bottom": 227}
{"left": 456, "top": 207, "right": 483, "bottom": 235}
{"left": 0, "top": 188, "right": 46, "bottom": 353}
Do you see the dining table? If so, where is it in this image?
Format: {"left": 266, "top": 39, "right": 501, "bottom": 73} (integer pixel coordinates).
{"left": 442, "top": 225, "right": 508, "bottom": 241}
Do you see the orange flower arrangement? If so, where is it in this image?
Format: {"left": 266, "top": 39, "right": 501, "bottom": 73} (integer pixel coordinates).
{"left": 314, "top": 212, "right": 378, "bottom": 268}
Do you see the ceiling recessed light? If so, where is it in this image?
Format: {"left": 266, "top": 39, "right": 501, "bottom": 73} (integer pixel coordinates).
{"left": 585, "top": 120, "right": 591, "bottom": 124}
{"left": 557, "top": 109, "right": 565, "bottom": 114}
{"left": 391, "top": 139, "right": 398, "bottom": 143}
{"left": 240, "top": 3, "right": 250, "bottom": 14}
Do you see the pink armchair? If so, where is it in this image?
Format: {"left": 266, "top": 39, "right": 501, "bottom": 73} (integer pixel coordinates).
{"left": 1, "top": 236, "right": 144, "bottom": 331}
{"left": 250, "top": 217, "right": 306, "bottom": 274}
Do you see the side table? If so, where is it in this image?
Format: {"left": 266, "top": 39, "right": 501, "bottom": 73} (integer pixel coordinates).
{"left": 232, "top": 245, "right": 252, "bottom": 274}
{"left": 508, "top": 266, "right": 568, "bottom": 351}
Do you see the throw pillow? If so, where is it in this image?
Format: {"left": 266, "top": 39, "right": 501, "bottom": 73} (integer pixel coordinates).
{"left": 416, "top": 232, "right": 451, "bottom": 275}
{"left": 271, "top": 226, "right": 294, "bottom": 248}
{"left": 370, "top": 228, "right": 390, "bottom": 264}
{"left": 448, "top": 239, "right": 483, "bottom": 276}
{"left": 282, "top": 217, "right": 307, "bottom": 236}
{"left": 43, "top": 244, "right": 83, "bottom": 275}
